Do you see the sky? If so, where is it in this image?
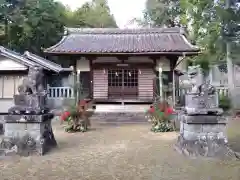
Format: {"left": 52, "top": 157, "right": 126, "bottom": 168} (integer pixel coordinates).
{"left": 56, "top": 0, "right": 146, "bottom": 28}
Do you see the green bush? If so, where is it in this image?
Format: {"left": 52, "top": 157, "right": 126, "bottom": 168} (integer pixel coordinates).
{"left": 219, "top": 95, "right": 231, "bottom": 111}
{"left": 145, "top": 100, "right": 175, "bottom": 132}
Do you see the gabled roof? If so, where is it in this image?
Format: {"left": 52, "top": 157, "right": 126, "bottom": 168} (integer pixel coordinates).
{"left": 23, "top": 51, "right": 72, "bottom": 73}
{"left": 0, "top": 46, "right": 37, "bottom": 68}
{"left": 44, "top": 27, "right": 200, "bottom": 55}
{"left": 0, "top": 46, "right": 72, "bottom": 73}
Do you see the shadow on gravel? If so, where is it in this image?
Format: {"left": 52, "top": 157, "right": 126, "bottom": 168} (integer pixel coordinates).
{"left": 227, "top": 120, "right": 240, "bottom": 153}
{"left": 228, "top": 134, "right": 240, "bottom": 153}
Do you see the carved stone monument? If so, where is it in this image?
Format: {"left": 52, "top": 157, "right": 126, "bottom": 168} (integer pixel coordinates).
{"left": 175, "top": 65, "right": 239, "bottom": 159}
{"left": 0, "top": 66, "right": 57, "bottom": 156}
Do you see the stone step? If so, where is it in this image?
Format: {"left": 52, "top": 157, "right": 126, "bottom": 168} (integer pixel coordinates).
{"left": 90, "top": 112, "right": 148, "bottom": 124}
{"left": 94, "top": 105, "right": 150, "bottom": 113}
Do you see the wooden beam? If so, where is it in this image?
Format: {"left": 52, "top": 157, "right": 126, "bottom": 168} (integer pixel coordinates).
{"left": 116, "top": 55, "right": 129, "bottom": 62}
{"left": 92, "top": 63, "right": 155, "bottom": 69}
{"left": 85, "top": 56, "right": 97, "bottom": 61}
{"left": 148, "top": 55, "right": 159, "bottom": 61}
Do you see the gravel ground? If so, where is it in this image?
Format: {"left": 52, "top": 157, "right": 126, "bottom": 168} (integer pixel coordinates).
{"left": 0, "top": 120, "right": 240, "bottom": 180}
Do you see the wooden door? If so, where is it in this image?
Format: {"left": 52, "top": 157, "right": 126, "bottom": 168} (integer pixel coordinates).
{"left": 108, "top": 69, "right": 123, "bottom": 98}
{"left": 108, "top": 69, "right": 138, "bottom": 99}
{"left": 122, "top": 69, "right": 138, "bottom": 99}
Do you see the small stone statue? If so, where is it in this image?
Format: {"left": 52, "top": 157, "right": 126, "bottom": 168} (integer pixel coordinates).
{"left": 18, "top": 66, "right": 45, "bottom": 95}
{"left": 187, "top": 65, "right": 204, "bottom": 94}
{"left": 8, "top": 66, "right": 49, "bottom": 115}
{"left": 184, "top": 65, "right": 222, "bottom": 115}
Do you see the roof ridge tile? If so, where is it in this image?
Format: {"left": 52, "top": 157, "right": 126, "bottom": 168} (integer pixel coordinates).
{"left": 66, "top": 27, "right": 183, "bottom": 35}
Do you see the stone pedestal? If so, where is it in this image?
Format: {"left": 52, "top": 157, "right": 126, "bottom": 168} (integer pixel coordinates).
{"left": 9, "top": 94, "right": 49, "bottom": 114}
{"left": 0, "top": 66, "right": 57, "bottom": 157}
{"left": 175, "top": 66, "right": 239, "bottom": 160}
{"left": 175, "top": 115, "right": 239, "bottom": 159}
{"left": 0, "top": 116, "right": 57, "bottom": 156}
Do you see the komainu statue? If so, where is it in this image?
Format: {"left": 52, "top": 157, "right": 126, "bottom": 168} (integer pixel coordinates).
{"left": 187, "top": 65, "right": 216, "bottom": 96}
{"left": 18, "top": 66, "right": 45, "bottom": 94}
{"left": 187, "top": 65, "right": 204, "bottom": 94}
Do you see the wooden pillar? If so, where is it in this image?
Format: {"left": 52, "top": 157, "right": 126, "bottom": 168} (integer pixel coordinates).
{"left": 167, "top": 55, "right": 180, "bottom": 107}
{"left": 86, "top": 56, "right": 97, "bottom": 100}
{"left": 149, "top": 56, "right": 159, "bottom": 99}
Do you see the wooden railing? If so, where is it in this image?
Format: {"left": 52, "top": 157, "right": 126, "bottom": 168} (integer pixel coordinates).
{"left": 215, "top": 86, "right": 229, "bottom": 96}
{"left": 47, "top": 86, "right": 74, "bottom": 99}
{"left": 47, "top": 86, "right": 90, "bottom": 99}
{"left": 48, "top": 86, "right": 229, "bottom": 102}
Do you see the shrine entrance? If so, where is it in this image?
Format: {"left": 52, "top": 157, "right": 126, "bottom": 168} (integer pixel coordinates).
{"left": 108, "top": 69, "right": 138, "bottom": 99}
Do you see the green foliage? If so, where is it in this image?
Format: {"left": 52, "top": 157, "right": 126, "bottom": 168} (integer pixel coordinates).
{"left": 151, "top": 122, "right": 174, "bottom": 132}
{"left": 219, "top": 95, "right": 231, "bottom": 111}
{"left": 139, "top": 0, "right": 240, "bottom": 66}
{"left": 145, "top": 101, "right": 175, "bottom": 132}
{"left": 63, "top": 0, "right": 117, "bottom": 28}
{"left": 185, "top": 56, "right": 210, "bottom": 73}
{"left": 61, "top": 105, "right": 93, "bottom": 133}
{"left": 143, "top": 0, "right": 181, "bottom": 27}
{"left": 0, "top": 0, "right": 117, "bottom": 54}
{"left": 0, "top": 0, "right": 66, "bottom": 54}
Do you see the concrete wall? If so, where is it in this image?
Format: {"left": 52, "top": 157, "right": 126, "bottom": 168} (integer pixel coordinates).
{"left": 0, "top": 99, "right": 14, "bottom": 113}
{"left": 0, "top": 56, "right": 27, "bottom": 71}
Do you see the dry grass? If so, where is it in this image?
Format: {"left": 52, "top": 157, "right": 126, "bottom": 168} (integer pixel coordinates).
{"left": 0, "top": 120, "right": 240, "bottom": 180}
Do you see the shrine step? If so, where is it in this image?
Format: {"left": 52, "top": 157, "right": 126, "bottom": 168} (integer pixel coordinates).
{"left": 94, "top": 104, "right": 150, "bottom": 113}
{"left": 90, "top": 112, "right": 148, "bottom": 124}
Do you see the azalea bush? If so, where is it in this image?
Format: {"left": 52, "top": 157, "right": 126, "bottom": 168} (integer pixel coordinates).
{"left": 60, "top": 100, "right": 93, "bottom": 133}
{"left": 145, "top": 100, "right": 175, "bottom": 132}
{"left": 219, "top": 95, "right": 231, "bottom": 112}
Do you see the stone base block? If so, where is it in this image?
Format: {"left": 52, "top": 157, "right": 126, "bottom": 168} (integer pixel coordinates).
{"left": 175, "top": 135, "right": 240, "bottom": 160}
{"left": 180, "top": 115, "right": 226, "bottom": 124}
{"left": 13, "top": 94, "right": 47, "bottom": 109}
{"left": 5, "top": 113, "right": 54, "bottom": 123}
{"left": 176, "top": 115, "right": 239, "bottom": 160}
{"left": 0, "top": 119, "right": 57, "bottom": 156}
{"left": 180, "top": 121, "right": 227, "bottom": 141}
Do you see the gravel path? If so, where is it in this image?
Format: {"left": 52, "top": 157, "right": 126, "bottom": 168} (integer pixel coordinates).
{"left": 0, "top": 121, "right": 240, "bottom": 180}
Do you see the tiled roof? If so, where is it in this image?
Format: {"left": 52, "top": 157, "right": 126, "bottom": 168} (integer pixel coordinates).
{"left": 23, "top": 51, "right": 72, "bottom": 73}
{"left": 44, "top": 27, "right": 200, "bottom": 54}
{"left": 0, "top": 46, "right": 38, "bottom": 68}
{"left": 0, "top": 46, "right": 72, "bottom": 73}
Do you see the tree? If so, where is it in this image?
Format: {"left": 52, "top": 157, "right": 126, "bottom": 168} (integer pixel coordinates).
{"left": 179, "top": 0, "right": 239, "bottom": 67}
{"left": 139, "top": 0, "right": 239, "bottom": 67}
{"left": 69, "top": 0, "right": 117, "bottom": 28}
{"left": 0, "top": 0, "right": 66, "bottom": 55}
{"left": 138, "top": 0, "right": 181, "bottom": 27}
{"left": 0, "top": 0, "right": 118, "bottom": 54}
{"left": 89, "top": 0, "right": 117, "bottom": 27}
